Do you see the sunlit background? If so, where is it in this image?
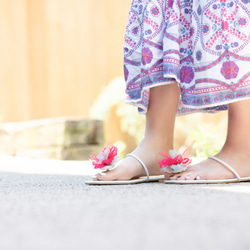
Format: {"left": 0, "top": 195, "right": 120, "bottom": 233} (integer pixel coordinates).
{"left": 0, "top": 0, "right": 227, "bottom": 159}
{"left": 0, "top": 0, "right": 129, "bottom": 120}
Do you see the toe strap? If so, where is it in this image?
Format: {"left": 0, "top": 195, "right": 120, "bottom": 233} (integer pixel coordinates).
{"left": 208, "top": 156, "right": 241, "bottom": 181}
{"left": 126, "top": 154, "right": 149, "bottom": 180}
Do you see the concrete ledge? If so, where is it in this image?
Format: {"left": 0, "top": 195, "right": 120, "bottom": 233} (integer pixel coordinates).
{"left": 0, "top": 117, "right": 104, "bottom": 160}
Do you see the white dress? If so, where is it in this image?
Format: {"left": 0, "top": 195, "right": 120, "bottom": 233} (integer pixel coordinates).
{"left": 124, "top": 0, "right": 250, "bottom": 114}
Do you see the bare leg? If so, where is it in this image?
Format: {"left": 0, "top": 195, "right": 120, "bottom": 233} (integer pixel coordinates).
{"left": 169, "top": 99, "right": 250, "bottom": 181}
{"left": 95, "top": 83, "right": 180, "bottom": 181}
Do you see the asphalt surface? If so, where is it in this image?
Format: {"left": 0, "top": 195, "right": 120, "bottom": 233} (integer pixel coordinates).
{"left": 0, "top": 156, "right": 250, "bottom": 250}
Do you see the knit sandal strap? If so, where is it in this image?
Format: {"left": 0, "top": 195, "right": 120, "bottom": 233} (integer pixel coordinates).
{"left": 208, "top": 156, "right": 241, "bottom": 181}
{"left": 126, "top": 154, "right": 150, "bottom": 180}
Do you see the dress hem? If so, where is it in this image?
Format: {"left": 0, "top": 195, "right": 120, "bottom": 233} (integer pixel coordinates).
{"left": 125, "top": 82, "right": 250, "bottom": 115}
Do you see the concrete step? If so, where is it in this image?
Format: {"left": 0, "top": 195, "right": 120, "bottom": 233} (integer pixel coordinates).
{"left": 0, "top": 117, "right": 104, "bottom": 160}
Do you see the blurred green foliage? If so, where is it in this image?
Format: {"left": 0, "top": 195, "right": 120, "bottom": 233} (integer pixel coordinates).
{"left": 190, "top": 124, "right": 225, "bottom": 158}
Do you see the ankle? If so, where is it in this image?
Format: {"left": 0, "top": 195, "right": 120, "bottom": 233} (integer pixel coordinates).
{"left": 218, "top": 146, "right": 250, "bottom": 164}
{"left": 221, "top": 142, "right": 250, "bottom": 154}
{"left": 143, "top": 133, "right": 173, "bottom": 146}
{"left": 138, "top": 139, "right": 173, "bottom": 154}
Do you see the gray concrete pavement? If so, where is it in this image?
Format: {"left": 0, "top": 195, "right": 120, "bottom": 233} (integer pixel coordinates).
{"left": 0, "top": 156, "right": 250, "bottom": 250}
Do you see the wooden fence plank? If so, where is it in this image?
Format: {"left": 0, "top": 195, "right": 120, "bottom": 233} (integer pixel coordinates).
{"left": 0, "top": 0, "right": 131, "bottom": 122}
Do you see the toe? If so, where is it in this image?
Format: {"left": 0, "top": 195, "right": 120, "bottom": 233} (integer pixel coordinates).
{"left": 186, "top": 174, "right": 198, "bottom": 180}
{"left": 164, "top": 172, "right": 173, "bottom": 180}
{"left": 92, "top": 175, "right": 98, "bottom": 181}
{"left": 95, "top": 173, "right": 102, "bottom": 181}
{"left": 185, "top": 172, "right": 206, "bottom": 180}
{"left": 194, "top": 173, "right": 206, "bottom": 180}
{"left": 170, "top": 174, "right": 181, "bottom": 180}
{"left": 177, "top": 173, "right": 191, "bottom": 180}
{"left": 171, "top": 171, "right": 204, "bottom": 181}
{"left": 95, "top": 171, "right": 116, "bottom": 181}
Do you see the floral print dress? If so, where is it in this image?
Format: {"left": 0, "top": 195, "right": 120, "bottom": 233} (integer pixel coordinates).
{"left": 123, "top": 0, "right": 250, "bottom": 115}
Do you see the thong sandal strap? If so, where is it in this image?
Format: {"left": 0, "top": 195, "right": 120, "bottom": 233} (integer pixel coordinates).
{"left": 126, "top": 154, "right": 149, "bottom": 180}
{"left": 208, "top": 156, "right": 241, "bottom": 181}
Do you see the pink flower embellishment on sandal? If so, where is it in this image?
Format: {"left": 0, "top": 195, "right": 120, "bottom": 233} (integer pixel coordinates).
{"left": 90, "top": 145, "right": 121, "bottom": 170}
{"left": 158, "top": 149, "right": 192, "bottom": 173}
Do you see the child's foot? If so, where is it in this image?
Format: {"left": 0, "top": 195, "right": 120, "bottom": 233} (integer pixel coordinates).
{"left": 167, "top": 148, "right": 250, "bottom": 181}
{"left": 93, "top": 140, "right": 169, "bottom": 182}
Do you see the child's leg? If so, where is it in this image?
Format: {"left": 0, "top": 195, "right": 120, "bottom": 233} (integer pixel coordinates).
{"left": 95, "top": 83, "right": 180, "bottom": 181}
{"left": 168, "top": 99, "right": 250, "bottom": 181}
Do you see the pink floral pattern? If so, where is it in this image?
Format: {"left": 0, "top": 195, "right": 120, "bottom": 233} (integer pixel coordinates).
{"left": 90, "top": 145, "right": 120, "bottom": 170}
{"left": 159, "top": 150, "right": 192, "bottom": 174}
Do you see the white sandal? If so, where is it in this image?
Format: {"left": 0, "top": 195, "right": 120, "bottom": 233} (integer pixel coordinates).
{"left": 85, "top": 154, "right": 164, "bottom": 185}
{"left": 164, "top": 156, "right": 250, "bottom": 184}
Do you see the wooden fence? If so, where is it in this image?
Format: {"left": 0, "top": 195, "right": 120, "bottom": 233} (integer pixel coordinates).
{"left": 0, "top": 0, "right": 131, "bottom": 122}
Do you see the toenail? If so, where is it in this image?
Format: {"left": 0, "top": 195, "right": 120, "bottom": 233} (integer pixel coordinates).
{"left": 195, "top": 176, "right": 201, "bottom": 180}
{"left": 186, "top": 176, "right": 190, "bottom": 179}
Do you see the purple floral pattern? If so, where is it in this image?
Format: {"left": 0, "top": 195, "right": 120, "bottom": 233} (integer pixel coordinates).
{"left": 124, "top": 65, "right": 129, "bottom": 82}
{"left": 221, "top": 61, "right": 239, "bottom": 80}
{"left": 124, "top": 0, "right": 250, "bottom": 115}
{"left": 142, "top": 47, "right": 153, "bottom": 65}
{"left": 180, "top": 66, "right": 194, "bottom": 84}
